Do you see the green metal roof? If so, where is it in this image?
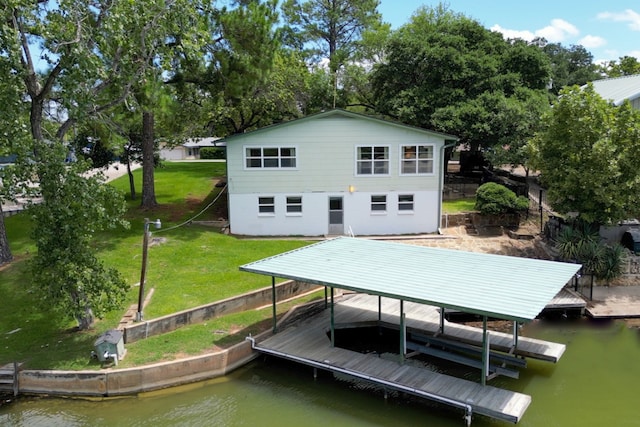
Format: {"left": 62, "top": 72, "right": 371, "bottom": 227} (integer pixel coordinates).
{"left": 240, "top": 237, "right": 581, "bottom": 323}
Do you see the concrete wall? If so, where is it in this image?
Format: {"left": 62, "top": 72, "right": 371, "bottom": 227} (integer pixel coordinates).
{"left": 124, "top": 280, "right": 321, "bottom": 343}
{"left": 18, "top": 338, "right": 261, "bottom": 397}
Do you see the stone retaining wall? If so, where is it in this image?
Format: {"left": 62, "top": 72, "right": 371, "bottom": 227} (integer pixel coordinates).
{"left": 124, "top": 280, "right": 321, "bottom": 343}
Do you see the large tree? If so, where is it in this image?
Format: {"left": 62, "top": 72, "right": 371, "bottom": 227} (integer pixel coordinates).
{"left": 536, "top": 40, "right": 600, "bottom": 95}
{"left": 371, "top": 5, "right": 551, "bottom": 155}
{"left": 531, "top": 84, "right": 640, "bottom": 224}
{"left": 282, "top": 0, "right": 383, "bottom": 108}
{"left": 0, "top": 0, "right": 209, "bottom": 328}
{"left": 599, "top": 56, "right": 640, "bottom": 78}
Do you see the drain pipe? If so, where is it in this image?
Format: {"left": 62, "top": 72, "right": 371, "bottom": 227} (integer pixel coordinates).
{"left": 438, "top": 140, "right": 458, "bottom": 234}
{"left": 246, "top": 336, "right": 473, "bottom": 426}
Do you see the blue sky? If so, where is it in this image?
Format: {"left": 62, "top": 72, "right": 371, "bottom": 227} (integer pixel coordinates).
{"left": 378, "top": 1, "right": 640, "bottom": 63}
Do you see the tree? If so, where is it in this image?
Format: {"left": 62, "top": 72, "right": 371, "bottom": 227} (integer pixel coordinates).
{"left": 371, "top": 5, "right": 551, "bottom": 155}
{"left": 599, "top": 56, "right": 640, "bottom": 78}
{"left": 282, "top": 0, "right": 383, "bottom": 108}
{"left": 537, "top": 40, "right": 600, "bottom": 95}
{"left": 1, "top": 0, "right": 209, "bottom": 328}
{"left": 531, "top": 84, "right": 640, "bottom": 224}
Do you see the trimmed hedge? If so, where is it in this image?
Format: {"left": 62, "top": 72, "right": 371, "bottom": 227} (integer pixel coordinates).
{"left": 475, "top": 182, "right": 529, "bottom": 215}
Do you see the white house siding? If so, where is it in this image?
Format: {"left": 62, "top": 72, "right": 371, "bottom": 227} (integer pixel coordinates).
{"left": 225, "top": 111, "right": 454, "bottom": 236}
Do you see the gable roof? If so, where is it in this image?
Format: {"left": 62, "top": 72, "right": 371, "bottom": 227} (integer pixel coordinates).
{"left": 588, "top": 74, "right": 640, "bottom": 106}
{"left": 240, "top": 237, "right": 581, "bottom": 323}
{"left": 219, "top": 109, "right": 459, "bottom": 143}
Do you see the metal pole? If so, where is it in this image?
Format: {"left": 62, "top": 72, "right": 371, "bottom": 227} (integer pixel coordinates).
{"left": 539, "top": 189, "right": 543, "bottom": 234}
{"left": 399, "top": 300, "right": 405, "bottom": 364}
{"left": 330, "top": 287, "right": 335, "bottom": 347}
{"left": 272, "top": 276, "right": 277, "bottom": 334}
{"left": 481, "top": 316, "right": 488, "bottom": 386}
{"left": 136, "top": 219, "right": 150, "bottom": 322}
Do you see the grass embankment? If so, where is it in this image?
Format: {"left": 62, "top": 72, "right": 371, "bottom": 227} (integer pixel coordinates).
{"left": 0, "top": 162, "right": 312, "bottom": 370}
{"left": 0, "top": 163, "right": 474, "bottom": 370}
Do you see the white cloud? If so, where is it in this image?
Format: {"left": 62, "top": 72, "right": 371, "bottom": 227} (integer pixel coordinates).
{"left": 598, "top": 9, "right": 640, "bottom": 31}
{"left": 491, "top": 19, "right": 579, "bottom": 43}
{"left": 579, "top": 35, "right": 606, "bottom": 49}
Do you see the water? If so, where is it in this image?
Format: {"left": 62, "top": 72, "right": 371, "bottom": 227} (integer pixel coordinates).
{"left": 1, "top": 320, "right": 638, "bottom": 427}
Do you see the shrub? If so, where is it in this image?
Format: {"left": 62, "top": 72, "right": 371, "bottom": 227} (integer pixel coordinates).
{"left": 474, "top": 182, "right": 529, "bottom": 215}
{"left": 200, "top": 147, "right": 225, "bottom": 159}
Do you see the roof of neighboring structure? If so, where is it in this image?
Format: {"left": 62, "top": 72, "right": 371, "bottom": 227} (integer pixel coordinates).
{"left": 588, "top": 74, "right": 640, "bottom": 106}
{"left": 183, "top": 137, "right": 224, "bottom": 148}
{"left": 220, "top": 109, "right": 460, "bottom": 143}
{"left": 240, "top": 237, "right": 581, "bottom": 323}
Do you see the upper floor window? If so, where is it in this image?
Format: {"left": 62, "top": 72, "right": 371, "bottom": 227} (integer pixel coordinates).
{"left": 357, "top": 146, "right": 389, "bottom": 175}
{"left": 246, "top": 147, "right": 296, "bottom": 169}
{"left": 400, "top": 145, "right": 434, "bottom": 174}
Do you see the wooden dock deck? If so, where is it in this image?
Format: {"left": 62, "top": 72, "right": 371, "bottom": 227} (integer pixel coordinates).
{"left": 251, "top": 293, "right": 568, "bottom": 424}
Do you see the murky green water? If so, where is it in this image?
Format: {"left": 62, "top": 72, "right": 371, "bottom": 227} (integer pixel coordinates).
{"left": 1, "top": 320, "right": 638, "bottom": 427}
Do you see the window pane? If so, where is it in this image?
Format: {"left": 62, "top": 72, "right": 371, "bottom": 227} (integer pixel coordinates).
{"left": 371, "top": 195, "right": 387, "bottom": 211}
{"left": 247, "top": 158, "right": 262, "bottom": 168}
{"left": 401, "top": 160, "right": 416, "bottom": 174}
{"left": 357, "top": 162, "right": 372, "bottom": 174}
{"left": 358, "top": 147, "right": 372, "bottom": 160}
{"left": 280, "top": 147, "right": 295, "bottom": 157}
{"left": 372, "top": 195, "right": 386, "bottom": 203}
{"left": 399, "top": 194, "right": 414, "bottom": 211}
{"left": 247, "top": 148, "right": 262, "bottom": 157}
{"left": 374, "top": 147, "right": 388, "bottom": 158}
{"left": 418, "top": 146, "right": 433, "bottom": 158}
{"left": 286, "top": 196, "right": 302, "bottom": 212}
{"left": 373, "top": 160, "right": 388, "bottom": 174}
{"left": 403, "top": 146, "right": 417, "bottom": 159}
{"left": 281, "top": 158, "right": 296, "bottom": 168}
{"left": 263, "top": 148, "right": 278, "bottom": 157}
{"left": 418, "top": 160, "right": 433, "bottom": 173}
{"left": 258, "top": 197, "right": 275, "bottom": 213}
{"left": 263, "top": 158, "right": 278, "bottom": 168}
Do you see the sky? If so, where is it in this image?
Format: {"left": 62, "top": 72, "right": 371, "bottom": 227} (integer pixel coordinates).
{"left": 378, "top": 0, "right": 640, "bottom": 63}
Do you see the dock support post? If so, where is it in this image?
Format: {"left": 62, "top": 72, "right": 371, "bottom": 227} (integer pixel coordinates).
{"left": 481, "top": 316, "right": 488, "bottom": 386}
{"left": 324, "top": 286, "right": 328, "bottom": 309}
{"left": 313, "top": 367, "right": 317, "bottom": 380}
{"left": 439, "top": 306, "right": 445, "bottom": 334}
{"left": 271, "top": 277, "right": 277, "bottom": 334}
{"left": 512, "top": 321, "right": 519, "bottom": 349}
{"left": 399, "top": 300, "right": 406, "bottom": 364}
{"left": 330, "top": 287, "right": 335, "bottom": 347}
{"left": 378, "top": 296, "right": 382, "bottom": 322}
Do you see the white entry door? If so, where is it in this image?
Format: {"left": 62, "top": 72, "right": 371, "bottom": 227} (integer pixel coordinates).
{"left": 328, "top": 196, "right": 344, "bottom": 235}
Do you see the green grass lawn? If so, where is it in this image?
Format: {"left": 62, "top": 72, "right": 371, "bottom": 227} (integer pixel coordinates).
{"left": 442, "top": 197, "right": 476, "bottom": 213}
{"left": 0, "top": 162, "right": 310, "bottom": 369}
{"left": 0, "top": 164, "right": 476, "bottom": 370}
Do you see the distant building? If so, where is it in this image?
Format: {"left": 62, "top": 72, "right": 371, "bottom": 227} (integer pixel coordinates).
{"left": 588, "top": 74, "right": 640, "bottom": 110}
{"left": 159, "top": 137, "right": 224, "bottom": 160}
{"left": 222, "top": 109, "right": 458, "bottom": 237}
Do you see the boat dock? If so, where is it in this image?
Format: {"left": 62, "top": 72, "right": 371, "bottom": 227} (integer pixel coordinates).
{"left": 251, "top": 293, "right": 567, "bottom": 424}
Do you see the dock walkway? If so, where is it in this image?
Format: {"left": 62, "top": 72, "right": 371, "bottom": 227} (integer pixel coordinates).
{"left": 251, "top": 293, "right": 571, "bottom": 424}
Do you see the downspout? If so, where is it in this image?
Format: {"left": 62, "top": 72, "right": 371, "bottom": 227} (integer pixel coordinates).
{"left": 438, "top": 140, "right": 458, "bottom": 234}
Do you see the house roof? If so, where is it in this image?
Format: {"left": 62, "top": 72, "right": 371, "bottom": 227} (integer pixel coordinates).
{"left": 183, "top": 137, "right": 224, "bottom": 148}
{"left": 240, "top": 237, "right": 581, "bottom": 323}
{"left": 219, "top": 109, "right": 460, "bottom": 143}
{"left": 588, "top": 74, "right": 640, "bottom": 106}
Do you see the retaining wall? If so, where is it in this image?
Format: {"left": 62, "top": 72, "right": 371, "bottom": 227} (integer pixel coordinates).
{"left": 124, "top": 280, "right": 321, "bottom": 343}
{"left": 18, "top": 335, "right": 262, "bottom": 397}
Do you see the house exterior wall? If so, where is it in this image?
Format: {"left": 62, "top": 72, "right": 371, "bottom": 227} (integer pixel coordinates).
{"left": 160, "top": 146, "right": 188, "bottom": 161}
{"left": 226, "top": 113, "right": 450, "bottom": 236}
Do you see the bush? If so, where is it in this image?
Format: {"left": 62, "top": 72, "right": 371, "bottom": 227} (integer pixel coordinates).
{"left": 475, "top": 182, "right": 529, "bottom": 215}
{"left": 200, "top": 147, "right": 225, "bottom": 159}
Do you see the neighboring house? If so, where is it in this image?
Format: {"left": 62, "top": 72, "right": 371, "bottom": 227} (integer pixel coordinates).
{"left": 160, "top": 137, "right": 224, "bottom": 160}
{"left": 589, "top": 73, "right": 640, "bottom": 110}
{"left": 223, "top": 109, "right": 458, "bottom": 236}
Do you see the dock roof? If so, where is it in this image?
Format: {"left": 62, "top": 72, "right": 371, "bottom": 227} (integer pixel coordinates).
{"left": 240, "top": 237, "right": 581, "bottom": 323}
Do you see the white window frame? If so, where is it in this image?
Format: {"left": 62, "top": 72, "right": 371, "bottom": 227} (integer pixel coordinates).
{"left": 398, "top": 194, "right": 414, "bottom": 213}
{"left": 399, "top": 144, "right": 435, "bottom": 175}
{"left": 258, "top": 196, "right": 275, "bottom": 216}
{"left": 285, "top": 195, "right": 303, "bottom": 216}
{"left": 370, "top": 194, "right": 387, "bottom": 214}
{"left": 245, "top": 146, "right": 297, "bottom": 169}
{"left": 356, "top": 145, "right": 390, "bottom": 176}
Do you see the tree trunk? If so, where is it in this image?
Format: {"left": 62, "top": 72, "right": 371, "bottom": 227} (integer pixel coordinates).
{"left": 126, "top": 156, "right": 136, "bottom": 200}
{"left": 140, "top": 111, "right": 157, "bottom": 208}
{"left": 0, "top": 205, "right": 13, "bottom": 266}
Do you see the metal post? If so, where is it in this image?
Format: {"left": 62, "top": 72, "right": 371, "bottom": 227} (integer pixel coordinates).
{"left": 324, "top": 286, "right": 328, "bottom": 309}
{"left": 378, "top": 296, "right": 382, "bottom": 322}
{"left": 399, "top": 300, "right": 405, "bottom": 364}
{"left": 539, "top": 189, "right": 544, "bottom": 234}
{"left": 272, "top": 276, "right": 277, "bottom": 334}
{"left": 439, "top": 307, "right": 445, "bottom": 334}
{"left": 330, "top": 287, "right": 335, "bottom": 347}
{"left": 512, "top": 321, "right": 519, "bottom": 349}
{"left": 481, "top": 316, "right": 488, "bottom": 386}
{"left": 136, "top": 219, "right": 151, "bottom": 322}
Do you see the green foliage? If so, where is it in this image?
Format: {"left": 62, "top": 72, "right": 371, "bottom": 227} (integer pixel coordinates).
{"left": 531, "top": 84, "right": 640, "bottom": 224}
{"left": 475, "top": 182, "right": 528, "bottom": 215}
{"left": 28, "top": 142, "right": 129, "bottom": 329}
{"left": 538, "top": 40, "right": 600, "bottom": 95}
{"left": 599, "top": 56, "right": 640, "bottom": 78}
{"left": 199, "top": 147, "right": 225, "bottom": 160}
{"left": 371, "top": 4, "right": 551, "bottom": 153}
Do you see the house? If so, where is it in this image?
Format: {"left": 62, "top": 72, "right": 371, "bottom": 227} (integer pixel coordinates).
{"left": 159, "top": 137, "right": 224, "bottom": 160}
{"left": 588, "top": 73, "right": 640, "bottom": 110}
{"left": 222, "top": 109, "right": 458, "bottom": 236}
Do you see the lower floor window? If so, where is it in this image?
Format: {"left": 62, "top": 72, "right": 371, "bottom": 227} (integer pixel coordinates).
{"left": 398, "top": 194, "right": 414, "bottom": 211}
{"left": 258, "top": 197, "right": 275, "bottom": 214}
{"left": 371, "top": 195, "right": 387, "bottom": 212}
{"left": 286, "top": 196, "right": 302, "bottom": 214}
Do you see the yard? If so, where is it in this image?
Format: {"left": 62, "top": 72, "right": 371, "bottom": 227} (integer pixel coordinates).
{"left": 0, "top": 162, "right": 477, "bottom": 370}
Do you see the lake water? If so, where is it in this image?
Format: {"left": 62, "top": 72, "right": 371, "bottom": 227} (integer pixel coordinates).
{"left": 1, "top": 320, "right": 638, "bottom": 427}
